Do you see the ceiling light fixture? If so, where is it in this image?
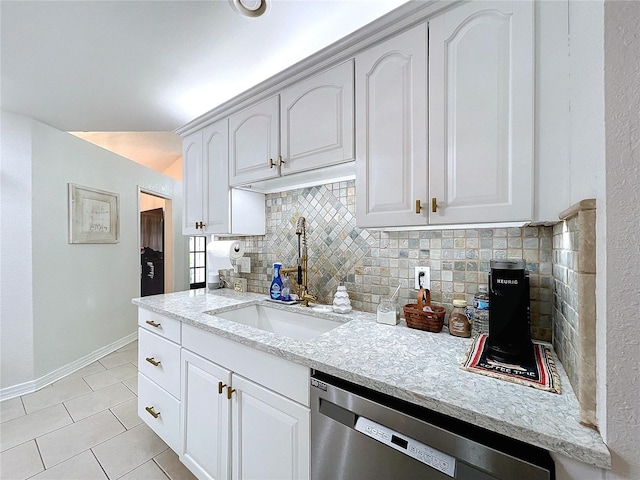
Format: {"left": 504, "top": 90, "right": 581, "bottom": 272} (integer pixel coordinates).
{"left": 229, "top": 0, "right": 269, "bottom": 18}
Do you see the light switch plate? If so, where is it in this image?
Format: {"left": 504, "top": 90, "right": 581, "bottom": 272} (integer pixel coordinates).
{"left": 414, "top": 266, "right": 430, "bottom": 290}
{"left": 236, "top": 256, "right": 251, "bottom": 273}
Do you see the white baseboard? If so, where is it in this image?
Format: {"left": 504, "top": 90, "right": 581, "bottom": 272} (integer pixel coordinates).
{"left": 0, "top": 332, "right": 138, "bottom": 402}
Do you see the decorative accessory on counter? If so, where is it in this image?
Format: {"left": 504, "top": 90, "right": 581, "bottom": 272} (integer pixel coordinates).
{"left": 461, "top": 334, "right": 561, "bottom": 394}
{"left": 403, "top": 288, "right": 446, "bottom": 332}
{"left": 377, "top": 283, "right": 401, "bottom": 325}
{"left": 449, "top": 300, "right": 471, "bottom": 337}
{"left": 332, "top": 283, "right": 352, "bottom": 313}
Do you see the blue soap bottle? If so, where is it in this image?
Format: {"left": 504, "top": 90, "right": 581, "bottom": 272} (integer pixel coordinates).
{"left": 270, "top": 263, "right": 283, "bottom": 300}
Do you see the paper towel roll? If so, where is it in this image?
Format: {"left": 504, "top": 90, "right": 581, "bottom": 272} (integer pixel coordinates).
{"left": 206, "top": 240, "right": 245, "bottom": 289}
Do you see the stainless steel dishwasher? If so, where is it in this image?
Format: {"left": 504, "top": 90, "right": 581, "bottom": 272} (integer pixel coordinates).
{"left": 311, "top": 371, "right": 554, "bottom": 480}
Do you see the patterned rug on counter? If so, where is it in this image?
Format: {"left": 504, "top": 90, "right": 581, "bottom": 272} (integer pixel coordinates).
{"left": 461, "top": 334, "right": 561, "bottom": 394}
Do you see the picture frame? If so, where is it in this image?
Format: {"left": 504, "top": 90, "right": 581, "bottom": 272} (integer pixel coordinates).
{"left": 68, "top": 183, "right": 120, "bottom": 244}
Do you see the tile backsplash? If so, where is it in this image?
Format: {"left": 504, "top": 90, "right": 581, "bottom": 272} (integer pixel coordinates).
{"left": 229, "top": 180, "right": 553, "bottom": 341}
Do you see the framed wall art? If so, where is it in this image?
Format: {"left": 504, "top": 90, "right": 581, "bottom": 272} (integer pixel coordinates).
{"left": 68, "top": 183, "right": 120, "bottom": 244}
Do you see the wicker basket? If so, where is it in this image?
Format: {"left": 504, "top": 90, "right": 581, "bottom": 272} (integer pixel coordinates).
{"left": 403, "top": 288, "right": 446, "bottom": 332}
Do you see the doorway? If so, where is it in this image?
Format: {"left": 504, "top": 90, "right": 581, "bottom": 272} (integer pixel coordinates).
{"left": 139, "top": 191, "right": 174, "bottom": 296}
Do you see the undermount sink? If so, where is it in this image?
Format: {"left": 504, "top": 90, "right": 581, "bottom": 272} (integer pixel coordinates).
{"left": 210, "top": 303, "right": 344, "bottom": 341}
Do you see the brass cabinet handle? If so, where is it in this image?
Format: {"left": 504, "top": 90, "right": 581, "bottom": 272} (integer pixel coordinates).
{"left": 218, "top": 381, "right": 227, "bottom": 395}
{"left": 415, "top": 200, "right": 423, "bottom": 214}
{"left": 277, "top": 155, "right": 285, "bottom": 167}
{"left": 145, "top": 320, "right": 161, "bottom": 328}
{"left": 431, "top": 197, "right": 438, "bottom": 213}
{"left": 145, "top": 357, "right": 161, "bottom": 367}
{"left": 269, "top": 158, "right": 276, "bottom": 168}
{"left": 195, "top": 221, "right": 205, "bottom": 229}
{"left": 227, "top": 386, "right": 236, "bottom": 400}
{"left": 145, "top": 406, "right": 160, "bottom": 418}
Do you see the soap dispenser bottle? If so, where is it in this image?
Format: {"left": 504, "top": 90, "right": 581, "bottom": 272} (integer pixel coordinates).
{"left": 270, "top": 263, "right": 284, "bottom": 300}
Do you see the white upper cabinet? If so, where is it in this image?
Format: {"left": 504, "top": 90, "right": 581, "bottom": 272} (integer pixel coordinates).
{"left": 229, "top": 96, "right": 280, "bottom": 186}
{"left": 355, "top": 24, "right": 428, "bottom": 228}
{"left": 183, "top": 119, "right": 265, "bottom": 236}
{"left": 281, "top": 60, "right": 354, "bottom": 175}
{"left": 182, "top": 130, "right": 206, "bottom": 235}
{"left": 428, "top": 0, "right": 534, "bottom": 225}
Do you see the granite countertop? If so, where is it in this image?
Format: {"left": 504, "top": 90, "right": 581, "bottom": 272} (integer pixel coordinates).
{"left": 132, "top": 288, "right": 610, "bottom": 469}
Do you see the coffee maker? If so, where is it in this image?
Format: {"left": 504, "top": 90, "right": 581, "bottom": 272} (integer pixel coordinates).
{"left": 487, "top": 259, "right": 533, "bottom": 364}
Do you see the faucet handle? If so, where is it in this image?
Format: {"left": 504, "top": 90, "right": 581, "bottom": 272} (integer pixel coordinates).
{"left": 300, "top": 291, "right": 317, "bottom": 307}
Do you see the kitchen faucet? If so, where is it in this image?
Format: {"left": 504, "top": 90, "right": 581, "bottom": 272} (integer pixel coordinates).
{"left": 280, "top": 217, "right": 316, "bottom": 306}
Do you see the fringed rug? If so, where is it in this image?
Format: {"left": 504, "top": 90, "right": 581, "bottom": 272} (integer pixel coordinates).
{"left": 461, "top": 334, "right": 561, "bottom": 394}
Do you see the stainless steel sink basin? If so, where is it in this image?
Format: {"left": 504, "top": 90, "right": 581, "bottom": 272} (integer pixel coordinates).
{"left": 210, "top": 303, "right": 344, "bottom": 341}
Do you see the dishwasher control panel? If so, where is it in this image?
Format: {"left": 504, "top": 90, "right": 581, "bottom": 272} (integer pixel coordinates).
{"left": 355, "top": 416, "right": 456, "bottom": 477}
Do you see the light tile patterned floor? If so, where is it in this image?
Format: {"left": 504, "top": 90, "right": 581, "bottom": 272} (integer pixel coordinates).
{"left": 0, "top": 341, "right": 196, "bottom": 480}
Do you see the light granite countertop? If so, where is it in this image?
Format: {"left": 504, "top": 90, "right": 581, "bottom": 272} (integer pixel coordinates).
{"left": 132, "top": 288, "right": 610, "bottom": 469}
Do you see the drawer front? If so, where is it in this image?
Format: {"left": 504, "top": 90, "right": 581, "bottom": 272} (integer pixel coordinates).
{"left": 138, "top": 373, "right": 180, "bottom": 452}
{"left": 182, "top": 324, "right": 310, "bottom": 407}
{"left": 138, "top": 308, "right": 181, "bottom": 343}
{"left": 138, "top": 328, "right": 181, "bottom": 398}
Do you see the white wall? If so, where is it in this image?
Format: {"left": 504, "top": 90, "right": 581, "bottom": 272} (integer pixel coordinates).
{"left": 602, "top": 2, "right": 640, "bottom": 478}
{"left": 0, "top": 113, "right": 35, "bottom": 389}
{"left": 0, "top": 111, "right": 189, "bottom": 392}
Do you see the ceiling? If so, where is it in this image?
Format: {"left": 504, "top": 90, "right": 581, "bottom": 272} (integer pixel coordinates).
{"left": 1, "top": 0, "right": 408, "bottom": 172}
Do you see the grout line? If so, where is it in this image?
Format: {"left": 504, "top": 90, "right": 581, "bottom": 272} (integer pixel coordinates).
{"left": 90, "top": 447, "right": 111, "bottom": 480}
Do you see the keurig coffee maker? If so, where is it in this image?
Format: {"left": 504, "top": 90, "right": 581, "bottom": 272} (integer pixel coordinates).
{"left": 487, "top": 259, "right": 533, "bottom": 364}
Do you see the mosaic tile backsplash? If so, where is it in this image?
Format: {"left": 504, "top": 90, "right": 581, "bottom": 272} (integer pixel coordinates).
{"left": 228, "top": 180, "right": 554, "bottom": 341}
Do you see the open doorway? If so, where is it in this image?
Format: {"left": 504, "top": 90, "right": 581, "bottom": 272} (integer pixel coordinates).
{"left": 139, "top": 190, "right": 174, "bottom": 296}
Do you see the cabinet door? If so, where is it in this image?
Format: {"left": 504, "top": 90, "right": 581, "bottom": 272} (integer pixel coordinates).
{"left": 203, "top": 119, "right": 231, "bottom": 234}
{"left": 182, "top": 130, "right": 205, "bottom": 235}
{"left": 281, "top": 60, "right": 354, "bottom": 175}
{"left": 355, "top": 23, "right": 428, "bottom": 228}
{"left": 181, "top": 350, "right": 232, "bottom": 480}
{"left": 429, "top": 1, "right": 534, "bottom": 224}
{"left": 229, "top": 96, "right": 280, "bottom": 186}
{"left": 231, "top": 374, "right": 310, "bottom": 480}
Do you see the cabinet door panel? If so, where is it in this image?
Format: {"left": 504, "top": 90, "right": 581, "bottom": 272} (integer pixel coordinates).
{"left": 181, "top": 350, "right": 231, "bottom": 480}
{"left": 232, "top": 375, "right": 310, "bottom": 480}
{"left": 429, "top": 1, "right": 534, "bottom": 224}
{"left": 203, "top": 120, "right": 230, "bottom": 234}
{"left": 281, "top": 60, "right": 354, "bottom": 174}
{"left": 182, "top": 131, "right": 205, "bottom": 235}
{"left": 355, "top": 24, "right": 428, "bottom": 228}
{"left": 229, "top": 96, "right": 280, "bottom": 186}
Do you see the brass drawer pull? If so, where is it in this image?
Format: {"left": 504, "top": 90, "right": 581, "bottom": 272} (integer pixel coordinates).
{"left": 145, "top": 320, "right": 161, "bottom": 328}
{"left": 145, "top": 357, "right": 161, "bottom": 367}
{"left": 145, "top": 406, "right": 160, "bottom": 418}
{"left": 218, "top": 381, "right": 227, "bottom": 395}
{"left": 227, "top": 386, "right": 236, "bottom": 400}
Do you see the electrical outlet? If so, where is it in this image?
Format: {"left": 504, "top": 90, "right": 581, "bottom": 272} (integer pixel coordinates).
{"left": 414, "top": 266, "right": 430, "bottom": 290}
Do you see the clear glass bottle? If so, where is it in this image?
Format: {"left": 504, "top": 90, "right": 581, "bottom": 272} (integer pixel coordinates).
{"left": 270, "top": 263, "right": 283, "bottom": 300}
{"left": 449, "top": 299, "right": 471, "bottom": 337}
{"left": 473, "top": 285, "right": 490, "bottom": 335}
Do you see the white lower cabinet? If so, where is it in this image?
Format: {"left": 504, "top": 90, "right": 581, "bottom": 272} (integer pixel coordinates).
{"left": 138, "top": 311, "right": 182, "bottom": 453}
{"left": 180, "top": 324, "right": 310, "bottom": 480}
{"left": 232, "top": 374, "right": 310, "bottom": 480}
{"left": 181, "top": 349, "right": 231, "bottom": 480}
{"left": 138, "top": 373, "right": 181, "bottom": 452}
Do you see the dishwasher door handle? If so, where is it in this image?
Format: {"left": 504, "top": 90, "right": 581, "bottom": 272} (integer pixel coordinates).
{"left": 318, "top": 398, "right": 358, "bottom": 428}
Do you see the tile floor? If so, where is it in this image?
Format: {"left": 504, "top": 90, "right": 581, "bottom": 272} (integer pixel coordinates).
{"left": 0, "top": 341, "right": 197, "bottom": 480}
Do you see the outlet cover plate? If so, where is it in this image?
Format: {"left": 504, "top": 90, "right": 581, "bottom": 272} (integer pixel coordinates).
{"left": 415, "top": 267, "right": 430, "bottom": 290}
